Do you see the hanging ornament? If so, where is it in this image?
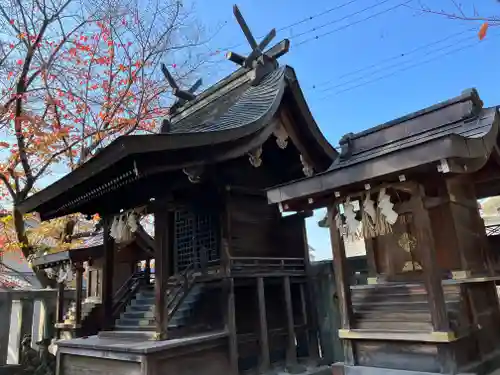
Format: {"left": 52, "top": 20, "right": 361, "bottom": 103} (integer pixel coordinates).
{"left": 374, "top": 188, "right": 396, "bottom": 236}
{"left": 378, "top": 188, "right": 398, "bottom": 225}
{"left": 362, "top": 193, "right": 377, "bottom": 239}
{"left": 248, "top": 147, "right": 263, "bottom": 168}
{"left": 273, "top": 123, "right": 289, "bottom": 149}
{"left": 115, "top": 216, "right": 126, "bottom": 242}
{"left": 344, "top": 198, "right": 362, "bottom": 241}
{"left": 110, "top": 216, "right": 119, "bottom": 239}
{"left": 127, "top": 211, "right": 139, "bottom": 232}
{"left": 300, "top": 155, "right": 314, "bottom": 177}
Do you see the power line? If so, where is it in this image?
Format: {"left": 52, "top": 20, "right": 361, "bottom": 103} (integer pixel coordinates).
{"left": 317, "top": 29, "right": 478, "bottom": 94}
{"left": 294, "top": 0, "right": 413, "bottom": 48}
{"left": 206, "top": 0, "right": 415, "bottom": 65}
{"left": 217, "top": 0, "right": 365, "bottom": 53}
{"left": 317, "top": 35, "right": 495, "bottom": 101}
{"left": 309, "top": 26, "right": 476, "bottom": 90}
{"left": 290, "top": 0, "right": 394, "bottom": 41}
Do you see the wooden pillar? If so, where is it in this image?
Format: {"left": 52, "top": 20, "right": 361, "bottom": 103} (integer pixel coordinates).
{"left": 413, "top": 184, "right": 455, "bottom": 374}
{"left": 226, "top": 277, "right": 238, "bottom": 375}
{"left": 328, "top": 204, "right": 355, "bottom": 365}
{"left": 220, "top": 187, "right": 233, "bottom": 277}
{"left": 55, "top": 282, "right": 65, "bottom": 325}
{"left": 154, "top": 201, "right": 171, "bottom": 340}
{"left": 144, "top": 258, "right": 151, "bottom": 285}
{"left": 102, "top": 217, "right": 115, "bottom": 330}
{"left": 283, "top": 276, "right": 297, "bottom": 366}
{"left": 86, "top": 266, "right": 93, "bottom": 298}
{"left": 0, "top": 293, "right": 12, "bottom": 364}
{"left": 301, "top": 220, "right": 320, "bottom": 360}
{"left": 257, "top": 277, "right": 270, "bottom": 372}
{"left": 75, "top": 265, "right": 84, "bottom": 327}
{"left": 364, "top": 238, "right": 378, "bottom": 279}
{"left": 413, "top": 185, "right": 449, "bottom": 332}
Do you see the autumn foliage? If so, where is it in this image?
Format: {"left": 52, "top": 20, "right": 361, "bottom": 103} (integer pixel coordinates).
{"left": 478, "top": 22, "right": 489, "bottom": 40}
{"left": 0, "top": 0, "right": 205, "bottom": 286}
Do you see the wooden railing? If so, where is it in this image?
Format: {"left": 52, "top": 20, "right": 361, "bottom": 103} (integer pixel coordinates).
{"left": 165, "top": 263, "right": 197, "bottom": 324}
{"left": 112, "top": 272, "right": 145, "bottom": 320}
{"left": 229, "top": 257, "right": 306, "bottom": 275}
{"left": 0, "top": 289, "right": 75, "bottom": 366}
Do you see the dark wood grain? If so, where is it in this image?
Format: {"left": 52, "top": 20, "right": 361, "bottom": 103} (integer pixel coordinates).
{"left": 328, "top": 204, "right": 355, "bottom": 366}
{"left": 257, "top": 277, "right": 270, "bottom": 372}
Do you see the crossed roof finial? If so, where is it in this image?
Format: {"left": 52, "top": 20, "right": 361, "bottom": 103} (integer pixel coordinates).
{"left": 161, "top": 63, "right": 202, "bottom": 112}
{"left": 226, "top": 5, "right": 290, "bottom": 85}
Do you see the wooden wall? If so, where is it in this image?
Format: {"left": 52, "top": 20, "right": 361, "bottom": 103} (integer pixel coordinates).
{"left": 225, "top": 191, "right": 307, "bottom": 259}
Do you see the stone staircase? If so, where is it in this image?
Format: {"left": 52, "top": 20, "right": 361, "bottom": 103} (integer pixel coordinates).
{"left": 113, "top": 282, "right": 203, "bottom": 333}
{"left": 63, "top": 297, "right": 101, "bottom": 325}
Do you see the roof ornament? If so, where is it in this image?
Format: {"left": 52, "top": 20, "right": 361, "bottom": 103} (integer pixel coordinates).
{"left": 227, "top": 5, "right": 286, "bottom": 86}
{"left": 161, "top": 63, "right": 202, "bottom": 120}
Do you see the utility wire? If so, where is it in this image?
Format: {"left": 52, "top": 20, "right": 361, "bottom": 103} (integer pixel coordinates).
{"left": 310, "top": 26, "right": 476, "bottom": 90}
{"left": 217, "top": 0, "right": 365, "bottom": 52}
{"left": 208, "top": 0, "right": 415, "bottom": 64}
{"left": 294, "top": 0, "right": 413, "bottom": 47}
{"left": 317, "top": 35, "right": 495, "bottom": 101}
{"left": 290, "top": 0, "right": 395, "bottom": 42}
{"left": 317, "top": 29, "right": 479, "bottom": 94}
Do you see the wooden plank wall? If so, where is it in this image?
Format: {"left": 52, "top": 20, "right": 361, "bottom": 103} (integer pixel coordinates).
{"left": 226, "top": 191, "right": 307, "bottom": 259}
{"left": 226, "top": 192, "right": 281, "bottom": 258}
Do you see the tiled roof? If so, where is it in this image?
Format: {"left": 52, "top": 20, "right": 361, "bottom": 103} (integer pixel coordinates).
{"left": 168, "top": 67, "right": 286, "bottom": 134}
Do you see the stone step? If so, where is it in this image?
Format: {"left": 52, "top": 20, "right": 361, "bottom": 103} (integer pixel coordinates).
{"left": 115, "top": 324, "right": 155, "bottom": 331}
{"left": 99, "top": 330, "right": 155, "bottom": 340}
{"left": 116, "top": 317, "right": 155, "bottom": 327}
{"left": 129, "top": 304, "right": 154, "bottom": 312}
{"left": 131, "top": 297, "right": 155, "bottom": 306}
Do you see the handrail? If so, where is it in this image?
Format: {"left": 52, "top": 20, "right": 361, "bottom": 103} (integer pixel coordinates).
{"left": 112, "top": 271, "right": 144, "bottom": 318}
{"left": 165, "top": 262, "right": 196, "bottom": 321}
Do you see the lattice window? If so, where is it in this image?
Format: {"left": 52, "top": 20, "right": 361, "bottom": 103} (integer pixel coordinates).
{"left": 174, "top": 209, "right": 219, "bottom": 271}
{"left": 486, "top": 224, "right": 500, "bottom": 236}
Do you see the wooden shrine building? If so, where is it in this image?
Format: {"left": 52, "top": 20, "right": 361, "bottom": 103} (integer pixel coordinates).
{"left": 16, "top": 5, "right": 336, "bottom": 375}
{"left": 267, "top": 88, "right": 500, "bottom": 375}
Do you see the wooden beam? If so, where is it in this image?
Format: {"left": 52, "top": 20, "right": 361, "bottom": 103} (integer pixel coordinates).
{"left": 101, "top": 217, "right": 115, "bottom": 330}
{"left": 328, "top": 204, "right": 355, "bottom": 365}
{"left": 283, "top": 276, "right": 297, "bottom": 366}
{"left": 257, "top": 277, "right": 270, "bottom": 372}
{"left": 226, "top": 277, "right": 238, "bottom": 375}
{"left": 154, "top": 201, "right": 171, "bottom": 340}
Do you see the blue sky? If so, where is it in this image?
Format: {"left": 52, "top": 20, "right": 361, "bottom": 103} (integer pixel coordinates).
{"left": 193, "top": 0, "right": 500, "bottom": 260}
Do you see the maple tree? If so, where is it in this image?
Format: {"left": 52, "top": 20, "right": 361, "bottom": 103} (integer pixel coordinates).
{"left": 0, "top": 0, "right": 208, "bottom": 287}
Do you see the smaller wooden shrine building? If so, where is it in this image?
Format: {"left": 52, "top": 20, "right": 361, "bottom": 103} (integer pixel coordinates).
{"left": 267, "top": 88, "right": 500, "bottom": 375}
{"left": 31, "top": 225, "right": 155, "bottom": 339}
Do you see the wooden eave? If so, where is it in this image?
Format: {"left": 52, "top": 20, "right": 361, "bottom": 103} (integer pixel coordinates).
{"left": 32, "top": 245, "right": 104, "bottom": 269}
{"left": 267, "top": 89, "right": 500, "bottom": 211}
{"left": 18, "top": 64, "right": 335, "bottom": 220}
{"left": 32, "top": 226, "right": 153, "bottom": 268}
